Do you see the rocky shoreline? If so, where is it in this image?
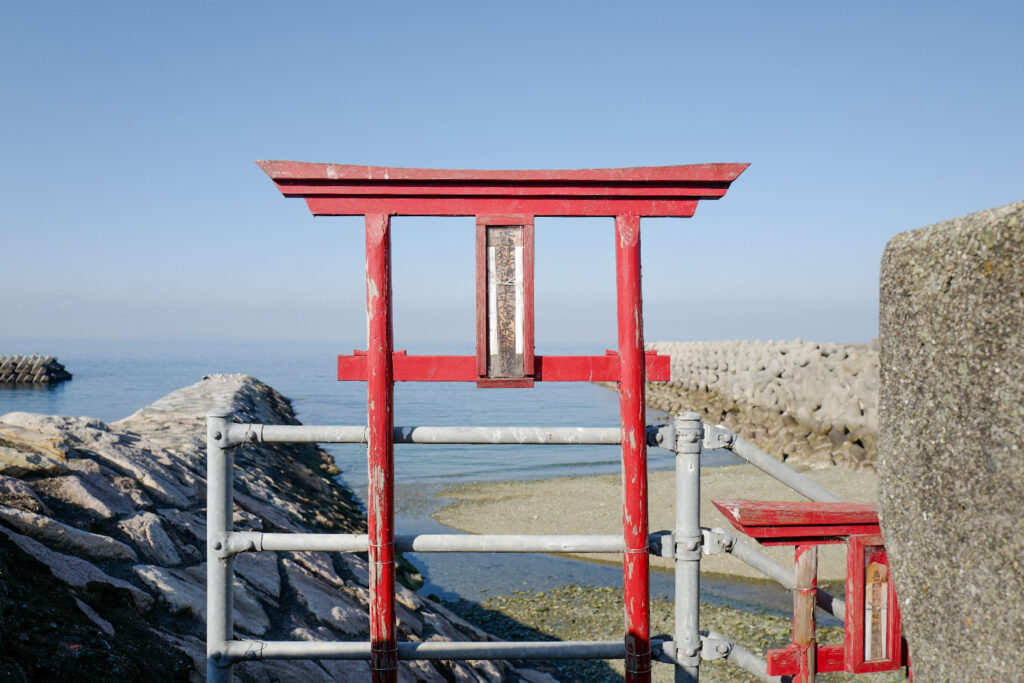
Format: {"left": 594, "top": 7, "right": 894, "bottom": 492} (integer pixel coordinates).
{"left": 643, "top": 340, "right": 879, "bottom": 470}
{"left": 0, "top": 374, "right": 553, "bottom": 682}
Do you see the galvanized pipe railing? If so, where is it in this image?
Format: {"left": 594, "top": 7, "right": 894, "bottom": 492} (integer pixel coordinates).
{"left": 207, "top": 413, "right": 849, "bottom": 683}
{"left": 700, "top": 424, "right": 841, "bottom": 503}
{"left": 226, "top": 423, "right": 625, "bottom": 446}
{"left": 702, "top": 527, "right": 846, "bottom": 622}
{"left": 207, "top": 410, "right": 236, "bottom": 683}
{"left": 673, "top": 413, "right": 703, "bottom": 682}
{"left": 214, "top": 634, "right": 778, "bottom": 681}
{"left": 224, "top": 532, "right": 632, "bottom": 555}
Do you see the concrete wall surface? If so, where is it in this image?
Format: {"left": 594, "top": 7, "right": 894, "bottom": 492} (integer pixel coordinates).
{"left": 878, "top": 201, "right": 1024, "bottom": 678}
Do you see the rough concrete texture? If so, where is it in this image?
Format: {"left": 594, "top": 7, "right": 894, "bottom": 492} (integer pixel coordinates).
{"left": 646, "top": 340, "right": 878, "bottom": 470}
{"left": 0, "top": 375, "right": 549, "bottom": 681}
{"left": 878, "top": 200, "right": 1024, "bottom": 679}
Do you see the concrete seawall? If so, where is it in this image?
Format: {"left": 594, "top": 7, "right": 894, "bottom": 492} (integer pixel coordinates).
{"left": 645, "top": 340, "right": 878, "bottom": 470}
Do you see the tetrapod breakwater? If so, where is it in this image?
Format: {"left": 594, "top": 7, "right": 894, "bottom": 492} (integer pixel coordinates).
{"left": 0, "top": 355, "right": 72, "bottom": 385}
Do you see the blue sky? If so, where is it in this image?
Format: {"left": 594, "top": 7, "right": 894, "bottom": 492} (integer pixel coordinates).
{"left": 2, "top": 2, "right": 1021, "bottom": 349}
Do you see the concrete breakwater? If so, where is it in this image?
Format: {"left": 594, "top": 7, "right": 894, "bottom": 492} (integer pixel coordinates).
{"left": 644, "top": 340, "right": 878, "bottom": 470}
{"left": 0, "top": 354, "right": 72, "bottom": 384}
{"left": 0, "top": 374, "right": 548, "bottom": 682}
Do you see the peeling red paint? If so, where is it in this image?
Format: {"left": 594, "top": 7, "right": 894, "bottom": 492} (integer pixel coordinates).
{"left": 616, "top": 213, "right": 650, "bottom": 682}
{"left": 365, "top": 214, "right": 396, "bottom": 683}
{"left": 256, "top": 162, "right": 750, "bottom": 683}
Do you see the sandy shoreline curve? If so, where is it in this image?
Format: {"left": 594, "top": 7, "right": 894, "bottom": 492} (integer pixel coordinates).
{"left": 433, "top": 463, "right": 878, "bottom": 582}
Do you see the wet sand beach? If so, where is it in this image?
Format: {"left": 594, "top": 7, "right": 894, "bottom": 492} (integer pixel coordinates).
{"left": 432, "top": 464, "right": 902, "bottom": 681}
{"left": 434, "top": 463, "right": 878, "bottom": 582}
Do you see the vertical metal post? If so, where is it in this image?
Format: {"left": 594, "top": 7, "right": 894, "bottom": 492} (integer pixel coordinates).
{"left": 615, "top": 213, "right": 651, "bottom": 682}
{"left": 794, "top": 544, "right": 818, "bottom": 682}
{"left": 674, "top": 413, "right": 703, "bottom": 681}
{"left": 207, "top": 409, "right": 234, "bottom": 683}
{"left": 366, "top": 213, "right": 397, "bottom": 683}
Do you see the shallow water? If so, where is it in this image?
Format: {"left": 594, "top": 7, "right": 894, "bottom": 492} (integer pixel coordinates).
{"left": 0, "top": 338, "right": 832, "bottom": 621}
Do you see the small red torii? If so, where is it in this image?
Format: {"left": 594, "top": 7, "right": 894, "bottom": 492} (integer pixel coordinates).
{"left": 259, "top": 160, "right": 748, "bottom": 683}
{"left": 715, "top": 499, "right": 911, "bottom": 682}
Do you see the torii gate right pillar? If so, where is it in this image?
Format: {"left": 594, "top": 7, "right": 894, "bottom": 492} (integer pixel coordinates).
{"left": 616, "top": 213, "right": 652, "bottom": 679}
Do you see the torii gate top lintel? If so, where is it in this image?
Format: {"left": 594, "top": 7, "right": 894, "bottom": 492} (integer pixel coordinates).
{"left": 256, "top": 160, "right": 749, "bottom": 217}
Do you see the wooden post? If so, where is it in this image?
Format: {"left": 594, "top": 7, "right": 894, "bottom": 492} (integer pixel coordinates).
{"left": 366, "top": 213, "right": 397, "bottom": 683}
{"left": 616, "top": 213, "right": 651, "bottom": 682}
{"left": 794, "top": 544, "right": 818, "bottom": 683}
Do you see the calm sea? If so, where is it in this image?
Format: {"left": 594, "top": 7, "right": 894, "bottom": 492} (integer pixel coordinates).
{"left": 0, "top": 338, "right": 797, "bottom": 612}
{"left": 0, "top": 338, "right": 697, "bottom": 486}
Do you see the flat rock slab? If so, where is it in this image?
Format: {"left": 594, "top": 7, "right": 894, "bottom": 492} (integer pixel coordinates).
{"left": 879, "top": 200, "right": 1024, "bottom": 679}
{"left": 0, "top": 504, "right": 137, "bottom": 561}
{"left": 1, "top": 525, "right": 153, "bottom": 610}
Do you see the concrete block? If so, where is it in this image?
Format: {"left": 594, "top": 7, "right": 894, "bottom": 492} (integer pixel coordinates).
{"left": 878, "top": 201, "right": 1024, "bottom": 679}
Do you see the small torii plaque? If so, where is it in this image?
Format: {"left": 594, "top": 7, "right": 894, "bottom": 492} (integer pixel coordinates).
{"left": 476, "top": 216, "right": 535, "bottom": 387}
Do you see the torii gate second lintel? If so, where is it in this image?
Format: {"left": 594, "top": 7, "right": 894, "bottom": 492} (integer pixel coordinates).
{"left": 257, "top": 160, "right": 748, "bottom": 683}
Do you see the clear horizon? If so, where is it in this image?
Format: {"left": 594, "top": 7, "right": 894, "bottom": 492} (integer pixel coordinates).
{"left": 3, "top": 3, "right": 1021, "bottom": 346}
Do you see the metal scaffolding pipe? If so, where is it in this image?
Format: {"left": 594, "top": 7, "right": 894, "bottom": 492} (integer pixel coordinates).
{"left": 206, "top": 411, "right": 235, "bottom": 683}
{"left": 725, "top": 534, "right": 797, "bottom": 590}
{"left": 227, "top": 531, "right": 629, "bottom": 554}
{"left": 723, "top": 642, "right": 780, "bottom": 683}
{"left": 674, "top": 413, "right": 702, "bottom": 682}
{"left": 225, "top": 423, "right": 624, "bottom": 446}
{"left": 704, "top": 528, "right": 846, "bottom": 621}
{"left": 226, "top": 424, "right": 366, "bottom": 445}
{"left": 729, "top": 435, "right": 842, "bottom": 503}
{"left": 815, "top": 587, "right": 846, "bottom": 623}
{"left": 703, "top": 632, "right": 780, "bottom": 683}
{"left": 219, "top": 638, "right": 642, "bottom": 663}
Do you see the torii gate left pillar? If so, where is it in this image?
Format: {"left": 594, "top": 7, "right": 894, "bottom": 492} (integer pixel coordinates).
{"left": 259, "top": 160, "right": 748, "bottom": 682}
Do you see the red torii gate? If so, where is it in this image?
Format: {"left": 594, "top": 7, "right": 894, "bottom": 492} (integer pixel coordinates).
{"left": 258, "top": 160, "right": 748, "bottom": 682}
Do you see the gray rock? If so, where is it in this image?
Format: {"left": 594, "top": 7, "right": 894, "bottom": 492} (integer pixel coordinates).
{"left": 77, "top": 438, "right": 194, "bottom": 509}
{"left": 118, "top": 512, "right": 182, "bottom": 565}
{"left": 0, "top": 525, "right": 152, "bottom": 610}
{"left": 0, "top": 504, "right": 137, "bottom": 561}
{"left": 158, "top": 508, "right": 207, "bottom": 543}
{"left": 290, "top": 628, "right": 373, "bottom": 681}
{"left": 32, "top": 474, "right": 123, "bottom": 519}
{"left": 238, "top": 659, "right": 337, "bottom": 683}
{"left": 153, "top": 629, "right": 205, "bottom": 681}
{"left": 66, "top": 458, "right": 151, "bottom": 512}
{"left": 0, "top": 419, "right": 71, "bottom": 461}
{"left": 282, "top": 559, "right": 369, "bottom": 635}
{"left": 75, "top": 597, "right": 115, "bottom": 636}
{"left": 234, "top": 550, "right": 280, "bottom": 598}
{"left": 0, "top": 444, "right": 68, "bottom": 477}
{"left": 399, "top": 660, "right": 448, "bottom": 682}
{"left": 878, "top": 200, "right": 1024, "bottom": 679}
{"left": 133, "top": 563, "right": 270, "bottom": 636}
{"left": 0, "top": 475, "right": 51, "bottom": 514}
